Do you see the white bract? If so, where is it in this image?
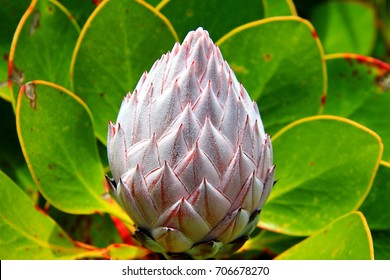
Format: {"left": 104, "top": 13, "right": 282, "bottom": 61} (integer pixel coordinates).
{"left": 107, "top": 28, "right": 274, "bottom": 259}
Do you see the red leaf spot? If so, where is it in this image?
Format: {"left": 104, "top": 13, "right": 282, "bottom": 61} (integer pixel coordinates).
{"left": 57, "top": 232, "right": 64, "bottom": 238}
{"left": 321, "top": 94, "right": 326, "bottom": 107}
{"left": 344, "top": 56, "right": 354, "bottom": 67}
{"left": 311, "top": 30, "right": 318, "bottom": 39}
{"left": 309, "top": 161, "right": 315, "bottom": 166}
{"left": 264, "top": 53, "right": 272, "bottom": 61}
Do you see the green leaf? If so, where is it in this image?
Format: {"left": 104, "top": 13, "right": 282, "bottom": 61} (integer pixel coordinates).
{"left": 260, "top": 115, "right": 383, "bottom": 235}
{"left": 276, "top": 212, "right": 374, "bottom": 260}
{"left": 0, "top": 0, "right": 30, "bottom": 101}
{"left": 323, "top": 54, "right": 390, "bottom": 162}
{"left": 263, "top": 0, "right": 296, "bottom": 18}
{"left": 105, "top": 243, "right": 148, "bottom": 260}
{"left": 98, "top": 140, "right": 110, "bottom": 174}
{"left": 218, "top": 17, "right": 326, "bottom": 134}
{"left": 48, "top": 209, "right": 123, "bottom": 248}
{"left": 0, "top": 170, "right": 97, "bottom": 259}
{"left": 158, "top": 0, "right": 265, "bottom": 41}
{"left": 144, "top": 0, "right": 160, "bottom": 7}
{"left": 0, "top": 98, "right": 38, "bottom": 201}
{"left": 310, "top": 1, "right": 376, "bottom": 55}
{"left": 360, "top": 163, "right": 390, "bottom": 230}
{"left": 242, "top": 229, "right": 303, "bottom": 256}
{"left": 371, "top": 230, "right": 390, "bottom": 260}
{"left": 16, "top": 80, "right": 111, "bottom": 214}
{"left": 71, "top": 0, "right": 177, "bottom": 144}
{"left": 58, "top": 0, "right": 97, "bottom": 26}
{"left": 8, "top": 0, "right": 79, "bottom": 105}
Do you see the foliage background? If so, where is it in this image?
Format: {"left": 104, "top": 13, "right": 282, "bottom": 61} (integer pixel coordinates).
{"left": 0, "top": 0, "right": 389, "bottom": 259}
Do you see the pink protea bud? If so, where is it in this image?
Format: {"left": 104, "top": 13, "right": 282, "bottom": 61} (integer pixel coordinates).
{"left": 107, "top": 27, "right": 275, "bottom": 259}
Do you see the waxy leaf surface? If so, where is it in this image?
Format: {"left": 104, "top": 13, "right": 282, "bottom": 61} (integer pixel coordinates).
{"left": 263, "top": 0, "right": 296, "bottom": 17}
{"left": 276, "top": 212, "right": 373, "bottom": 260}
{"left": 58, "top": 0, "right": 97, "bottom": 26}
{"left": 371, "top": 230, "right": 390, "bottom": 260}
{"left": 0, "top": 99, "right": 37, "bottom": 201}
{"left": 0, "top": 0, "right": 30, "bottom": 101}
{"left": 360, "top": 163, "right": 390, "bottom": 230}
{"left": 261, "top": 116, "right": 382, "bottom": 235}
{"left": 0, "top": 170, "right": 95, "bottom": 259}
{"left": 242, "top": 229, "right": 303, "bottom": 256}
{"left": 159, "top": 0, "right": 264, "bottom": 41}
{"left": 16, "top": 81, "right": 111, "bottom": 214}
{"left": 323, "top": 54, "right": 390, "bottom": 162}
{"left": 310, "top": 1, "right": 376, "bottom": 55}
{"left": 9, "top": 0, "right": 79, "bottom": 105}
{"left": 48, "top": 209, "right": 123, "bottom": 248}
{"left": 71, "top": 0, "right": 177, "bottom": 143}
{"left": 105, "top": 243, "right": 148, "bottom": 260}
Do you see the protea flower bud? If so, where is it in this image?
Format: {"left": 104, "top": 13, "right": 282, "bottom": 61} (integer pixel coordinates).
{"left": 107, "top": 27, "right": 274, "bottom": 259}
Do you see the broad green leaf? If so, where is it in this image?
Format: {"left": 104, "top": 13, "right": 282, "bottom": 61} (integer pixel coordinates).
{"left": 8, "top": 0, "right": 79, "bottom": 105}
{"left": 98, "top": 140, "right": 110, "bottom": 174}
{"left": 58, "top": 0, "right": 97, "bottom": 26}
{"left": 0, "top": 99, "right": 37, "bottom": 201}
{"left": 144, "top": 0, "right": 160, "bottom": 7}
{"left": 260, "top": 116, "right": 383, "bottom": 235}
{"left": 71, "top": 0, "right": 177, "bottom": 144}
{"left": 377, "top": 2, "right": 390, "bottom": 58}
{"left": 372, "top": 28, "right": 390, "bottom": 64}
{"left": 371, "top": 230, "right": 390, "bottom": 260}
{"left": 263, "top": 0, "right": 296, "bottom": 17}
{"left": 290, "top": 0, "right": 319, "bottom": 19}
{"left": 276, "top": 212, "right": 374, "bottom": 260}
{"left": 158, "top": 0, "right": 264, "bottom": 41}
{"left": 310, "top": 1, "right": 376, "bottom": 55}
{"left": 323, "top": 54, "right": 390, "bottom": 162}
{"left": 105, "top": 243, "right": 148, "bottom": 260}
{"left": 0, "top": 0, "right": 30, "bottom": 101}
{"left": 242, "top": 229, "right": 303, "bottom": 256}
{"left": 16, "top": 80, "right": 112, "bottom": 214}
{"left": 218, "top": 17, "right": 326, "bottom": 134}
{"left": 0, "top": 170, "right": 97, "bottom": 259}
{"left": 48, "top": 209, "right": 123, "bottom": 248}
{"left": 360, "top": 163, "right": 390, "bottom": 230}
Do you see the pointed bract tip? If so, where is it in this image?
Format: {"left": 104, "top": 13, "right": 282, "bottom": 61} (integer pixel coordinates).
{"left": 108, "top": 121, "right": 117, "bottom": 137}
{"left": 105, "top": 174, "right": 117, "bottom": 193}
